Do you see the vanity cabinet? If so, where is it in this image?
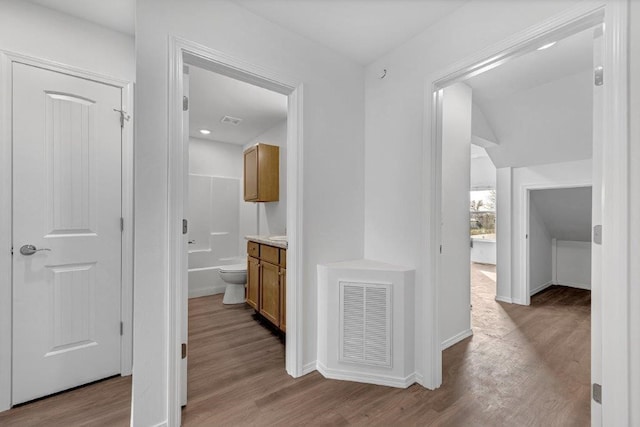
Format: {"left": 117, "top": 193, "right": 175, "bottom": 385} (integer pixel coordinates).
{"left": 246, "top": 256, "right": 260, "bottom": 309}
{"left": 243, "top": 143, "right": 279, "bottom": 202}
{"left": 246, "top": 240, "right": 286, "bottom": 332}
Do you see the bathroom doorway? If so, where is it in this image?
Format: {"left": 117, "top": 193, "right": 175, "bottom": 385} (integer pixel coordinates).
{"left": 167, "top": 39, "right": 304, "bottom": 424}
{"left": 182, "top": 62, "right": 289, "bottom": 405}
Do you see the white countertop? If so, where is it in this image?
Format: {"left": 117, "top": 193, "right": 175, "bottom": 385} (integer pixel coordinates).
{"left": 245, "top": 235, "right": 288, "bottom": 249}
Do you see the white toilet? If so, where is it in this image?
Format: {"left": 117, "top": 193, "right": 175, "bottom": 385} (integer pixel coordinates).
{"left": 219, "top": 262, "right": 247, "bottom": 304}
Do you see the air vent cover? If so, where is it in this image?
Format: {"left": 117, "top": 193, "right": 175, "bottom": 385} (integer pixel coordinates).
{"left": 339, "top": 281, "right": 392, "bottom": 367}
{"left": 220, "top": 115, "right": 242, "bottom": 125}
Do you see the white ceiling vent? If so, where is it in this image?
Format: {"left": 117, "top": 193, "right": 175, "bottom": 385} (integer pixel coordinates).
{"left": 220, "top": 115, "right": 243, "bottom": 126}
{"left": 339, "top": 281, "right": 392, "bottom": 367}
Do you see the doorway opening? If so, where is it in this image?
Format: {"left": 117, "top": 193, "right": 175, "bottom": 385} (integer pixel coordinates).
{"left": 527, "top": 186, "right": 593, "bottom": 297}
{"left": 167, "top": 37, "right": 304, "bottom": 426}
{"left": 430, "top": 7, "right": 604, "bottom": 422}
{"left": 182, "top": 62, "right": 289, "bottom": 405}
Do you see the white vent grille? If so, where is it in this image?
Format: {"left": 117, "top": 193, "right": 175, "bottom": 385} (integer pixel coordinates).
{"left": 339, "top": 281, "right": 392, "bottom": 367}
{"left": 220, "top": 115, "right": 242, "bottom": 125}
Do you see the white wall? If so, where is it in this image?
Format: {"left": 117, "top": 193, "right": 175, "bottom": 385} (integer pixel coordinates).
{"left": 528, "top": 200, "right": 553, "bottom": 294}
{"left": 630, "top": 2, "right": 640, "bottom": 423}
{"left": 0, "top": 1, "right": 134, "bottom": 82}
{"left": 362, "top": 0, "right": 583, "bottom": 380}
{"left": 470, "top": 156, "right": 496, "bottom": 189}
{"left": 554, "top": 240, "right": 591, "bottom": 290}
{"left": 496, "top": 159, "right": 591, "bottom": 304}
{"left": 439, "top": 83, "right": 472, "bottom": 348}
{"left": 496, "top": 167, "right": 512, "bottom": 302}
{"left": 244, "top": 120, "right": 287, "bottom": 236}
{"left": 135, "top": 0, "right": 365, "bottom": 424}
{"left": 0, "top": 0, "right": 135, "bottom": 413}
{"left": 190, "top": 137, "right": 243, "bottom": 177}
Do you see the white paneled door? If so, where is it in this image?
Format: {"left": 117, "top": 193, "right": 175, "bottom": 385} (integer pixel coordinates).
{"left": 12, "top": 63, "right": 122, "bottom": 405}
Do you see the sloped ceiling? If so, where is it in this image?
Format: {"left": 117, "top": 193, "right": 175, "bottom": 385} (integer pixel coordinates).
{"left": 468, "top": 26, "right": 595, "bottom": 169}
{"left": 530, "top": 187, "right": 592, "bottom": 242}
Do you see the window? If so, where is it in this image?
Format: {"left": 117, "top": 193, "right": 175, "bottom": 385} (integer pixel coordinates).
{"left": 470, "top": 189, "right": 496, "bottom": 237}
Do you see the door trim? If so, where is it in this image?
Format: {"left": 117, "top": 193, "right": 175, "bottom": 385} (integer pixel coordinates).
{"left": 166, "top": 36, "right": 304, "bottom": 427}
{"left": 421, "top": 1, "right": 630, "bottom": 423}
{"left": 0, "top": 51, "right": 134, "bottom": 411}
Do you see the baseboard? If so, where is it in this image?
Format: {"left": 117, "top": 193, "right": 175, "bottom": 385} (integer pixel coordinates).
{"left": 441, "top": 328, "right": 473, "bottom": 350}
{"left": 415, "top": 372, "right": 424, "bottom": 386}
{"left": 554, "top": 281, "right": 591, "bottom": 290}
{"left": 188, "top": 285, "right": 226, "bottom": 299}
{"left": 316, "top": 362, "right": 416, "bottom": 389}
{"left": 301, "top": 361, "right": 317, "bottom": 376}
{"left": 151, "top": 422, "right": 168, "bottom": 427}
{"left": 495, "top": 295, "right": 513, "bottom": 303}
{"left": 530, "top": 281, "right": 554, "bottom": 296}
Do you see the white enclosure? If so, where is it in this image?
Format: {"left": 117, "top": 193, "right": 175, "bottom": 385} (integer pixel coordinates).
{"left": 317, "top": 260, "right": 415, "bottom": 388}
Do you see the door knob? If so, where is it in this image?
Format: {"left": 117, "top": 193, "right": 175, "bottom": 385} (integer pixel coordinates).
{"left": 19, "top": 244, "right": 51, "bottom": 256}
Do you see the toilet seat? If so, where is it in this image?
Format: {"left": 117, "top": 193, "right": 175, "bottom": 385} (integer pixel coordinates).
{"left": 219, "top": 263, "right": 246, "bottom": 273}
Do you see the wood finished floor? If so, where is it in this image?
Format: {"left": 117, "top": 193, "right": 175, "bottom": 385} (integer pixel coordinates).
{"left": 0, "top": 263, "right": 590, "bottom": 426}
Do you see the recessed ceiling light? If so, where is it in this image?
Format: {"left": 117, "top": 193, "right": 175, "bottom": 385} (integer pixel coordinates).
{"left": 199, "top": 129, "right": 211, "bottom": 135}
{"left": 537, "top": 41, "right": 556, "bottom": 51}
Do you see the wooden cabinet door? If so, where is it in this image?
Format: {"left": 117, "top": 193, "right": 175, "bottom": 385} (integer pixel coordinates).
{"left": 244, "top": 146, "right": 258, "bottom": 201}
{"left": 260, "top": 261, "right": 280, "bottom": 326}
{"left": 279, "top": 268, "right": 286, "bottom": 332}
{"left": 247, "top": 256, "right": 260, "bottom": 309}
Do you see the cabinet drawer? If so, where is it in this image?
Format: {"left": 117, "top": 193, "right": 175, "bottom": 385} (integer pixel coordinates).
{"left": 247, "top": 241, "right": 259, "bottom": 258}
{"left": 261, "top": 244, "right": 279, "bottom": 265}
{"left": 279, "top": 249, "right": 286, "bottom": 268}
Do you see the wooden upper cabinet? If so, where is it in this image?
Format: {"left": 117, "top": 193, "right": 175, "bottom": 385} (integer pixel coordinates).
{"left": 244, "top": 143, "right": 279, "bottom": 202}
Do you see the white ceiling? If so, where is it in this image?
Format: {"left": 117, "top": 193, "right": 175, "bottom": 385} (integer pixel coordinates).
{"left": 530, "top": 187, "right": 592, "bottom": 242}
{"left": 233, "top": 0, "right": 468, "bottom": 65}
{"left": 468, "top": 26, "right": 594, "bottom": 103}
{"left": 468, "top": 26, "right": 595, "bottom": 169}
{"left": 188, "top": 66, "right": 288, "bottom": 145}
{"left": 27, "top": 0, "right": 134, "bottom": 35}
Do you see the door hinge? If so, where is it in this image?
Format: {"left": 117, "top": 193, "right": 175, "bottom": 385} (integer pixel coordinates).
{"left": 593, "top": 383, "right": 602, "bottom": 404}
{"left": 181, "top": 343, "right": 187, "bottom": 359}
{"left": 183, "top": 96, "right": 189, "bottom": 111}
{"left": 120, "top": 321, "right": 124, "bottom": 336}
{"left": 593, "top": 225, "right": 602, "bottom": 245}
{"left": 120, "top": 217, "right": 124, "bottom": 232}
{"left": 440, "top": 245, "right": 442, "bottom": 254}
{"left": 182, "top": 219, "right": 188, "bottom": 235}
{"left": 113, "top": 108, "right": 131, "bottom": 128}
{"left": 594, "top": 66, "right": 604, "bottom": 86}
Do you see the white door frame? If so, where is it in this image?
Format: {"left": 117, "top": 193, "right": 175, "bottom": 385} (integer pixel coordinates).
{"left": 166, "top": 36, "right": 304, "bottom": 427}
{"left": 421, "top": 1, "right": 630, "bottom": 423}
{"left": 0, "top": 51, "right": 135, "bottom": 412}
{"left": 522, "top": 183, "right": 592, "bottom": 305}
